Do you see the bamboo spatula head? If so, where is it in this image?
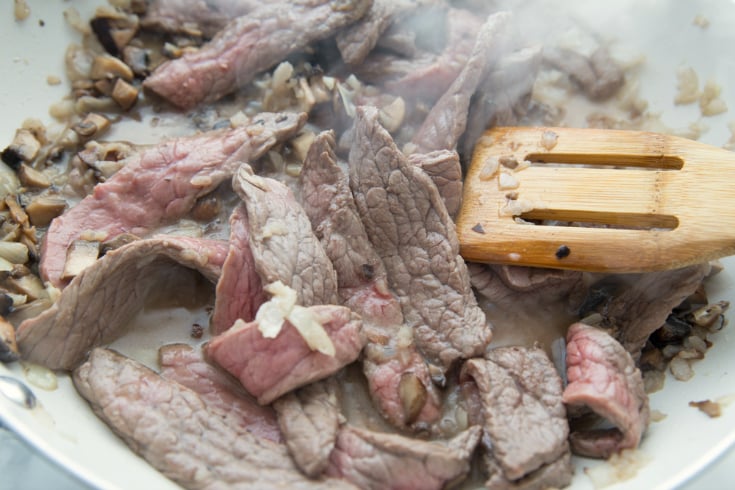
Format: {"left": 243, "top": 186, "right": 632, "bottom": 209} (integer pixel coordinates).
{"left": 456, "top": 126, "right": 735, "bottom": 272}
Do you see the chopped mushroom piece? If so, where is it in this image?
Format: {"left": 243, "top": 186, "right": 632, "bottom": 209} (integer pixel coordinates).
{"left": 111, "top": 78, "right": 139, "bottom": 110}
{"left": 2, "top": 129, "right": 42, "bottom": 167}
{"left": 89, "top": 54, "right": 134, "bottom": 82}
{"left": 25, "top": 197, "right": 67, "bottom": 227}
{"left": 61, "top": 240, "right": 101, "bottom": 280}
{"left": 17, "top": 164, "right": 51, "bottom": 189}
{"left": 0, "top": 315, "right": 19, "bottom": 362}
{"left": 72, "top": 113, "right": 111, "bottom": 140}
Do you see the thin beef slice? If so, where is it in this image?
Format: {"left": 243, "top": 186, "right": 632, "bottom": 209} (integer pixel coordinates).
{"left": 73, "top": 348, "right": 354, "bottom": 490}
{"left": 300, "top": 131, "right": 441, "bottom": 429}
{"left": 158, "top": 343, "right": 281, "bottom": 443}
{"left": 206, "top": 304, "right": 364, "bottom": 405}
{"left": 460, "top": 346, "right": 572, "bottom": 488}
{"left": 563, "top": 322, "right": 650, "bottom": 459}
{"left": 41, "top": 112, "right": 305, "bottom": 288}
{"left": 326, "top": 424, "right": 482, "bottom": 490}
{"left": 273, "top": 377, "right": 342, "bottom": 477}
{"left": 143, "top": 0, "right": 372, "bottom": 109}
{"left": 349, "top": 105, "right": 491, "bottom": 375}
{"left": 18, "top": 236, "right": 228, "bottom": 371}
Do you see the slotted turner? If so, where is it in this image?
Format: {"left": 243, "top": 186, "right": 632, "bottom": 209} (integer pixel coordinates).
{"left": 456, "top": 126, "right": 735, "bottom": 272}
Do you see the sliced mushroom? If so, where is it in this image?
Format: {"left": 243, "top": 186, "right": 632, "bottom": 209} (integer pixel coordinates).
{"left": 61, "top": 239, "right": 101, "bottom": 280}
{"left": 72, "top": 113, "right": 111, "bottom": 140}
{"left": 111, "top": 78, "right": 139, "bottom": 110}
{"left": 1, "top": 129, "right": 41, "bottom": 168}
{"left": 25, "top": 196, "right": 67, "bottom": 227}
{"left": 0, "top": 241, "right": 29, "bottom": 265}
{"left": 5, "top": 271, "right": 47, "bottom": 302}
{"left": 90, "top": 54, "right": 134, "bottom": 82}
{"left": 17, "top": 164, "right": 51, "bottom": 189}
{"left": 0, "top": 315, "right": 19, "bottom": 362}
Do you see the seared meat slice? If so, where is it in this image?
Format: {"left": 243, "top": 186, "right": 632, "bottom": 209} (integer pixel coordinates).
{"left": 74, "top": 348, "right": 354, "bottom": 490}
{"left": 273, "top": 378, "right": 342, "bottom": 477}
{"left": 408, "top": 149, "right": 462, "bottom": 218}
{"left": 411, "top": 11, "right": 511, "bottom": 153}
{"left": 233, "top": 165, "right": 339, "bottom": 307}
{"left": 469, "top": 262, "right": 583, "bottom": 309}
{"left": 300, "top": 131, "right": 441, "bottom": 429}
{"left": 144, "top": 0, "right": 371, "bottom": 110}
{"left": 18, "top": 237, "right": 228, "bottom": 371}
{"left": 460, "top": 45, "right": 543, "bottom": 160}
{"left": 543, "top": 46, "right": 625, "bottom": 101}
{"left": 356, "top": 8, "right": 482, "bottom": 101}
{"left": 206, "top": 305, "right": 364, "bottom": 404}
{"left": 336, "top": 0, "right": 430, "bottom": 65}
{"left": 141, "top": 0, "right": 259, "bottom": 37}
{"left": 460, "top": 347, "right": 572, "bottom": 488}
{"left": 210, "top": 205, "right": 266, "bottom": 335}
{"left": 41, "top": 112, "right": 305, "bottom": 288}
{"left": 563, "top": 323, "right": 650, "bottom": 459}
{"left": 484, "top": 452, "right": 573, "bottom": 490}
{"left": 349, "top": 106, "right": 491, "bottom": 376}
{"left": 158, "top": 343, "right": 281, "bottom": 443}
{"left": 326, "top": 425, "right": 482, "bottom": 489}
{"left": 577, "top": 264, "right": 709, "bottom": 355}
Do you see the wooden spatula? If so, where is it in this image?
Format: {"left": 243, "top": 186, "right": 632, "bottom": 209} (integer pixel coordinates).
{"left": 456, "top": 126, "right": 735, "bottom": 272}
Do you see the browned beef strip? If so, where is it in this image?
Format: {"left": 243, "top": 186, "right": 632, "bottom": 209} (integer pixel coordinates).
{"left": 336, "top": 0, "right": 431, "bottom": 65}
{"left": 233, "top": 164, "right": 339, "bottom": 307}
{"left": 543, "top": 46, "right": 625, "bottom": 101}
{"left": 326, "top": 425, "right": 482, "bottom": 489}
{"left": 407, "top": 150, "right": 462, "bottom": 218}
{"left": 355, "top": 8, "right": 482, "bottom": 101}
{"left": 469, "top": 262, "right": 584, "bottom": 310}
{"left": 411, "top": 11, "right": 511, "bottom": 153}
{"left": 563, "top": 322, "right": 650, "bottom": 459}
{"left": 40, "top": 112, "right": 305, "bottom": 288}
{"left": 349, "top": 106, "right": 491, "bottom": 376}
{"left": 273, "top": 378, "right": 342, "bottom": 477}
{"left": 158, "top": 343, "right": 281, "bottom": 443}
{"left": 300, "top": 131, "right": 441, "bottom": 429}
{"left": 577, "top": 264, "right": 709, "bottom": 355}
{"left": 18, "top": 236, "right": 228, "bottom": 371}
{"left": 206, "top": 304, "right": 364, "bottom": 404}
{"left": 210, "top": 205, "right": 266, "bottom": 335}
{"left": 459, "top": 45, "right": 543, "bottom": 160}
{"left": 141, "top": 0, "right": 259, "bottom": 37}
{"left": 73, "top": 348, "right": 355, "bottom": 490}
{"left": 460, "top": 347, "right": 571, "bottom": 487}
{"left": 483, "top": 451, "right": 573, "bottom": 490}
{"left": 143, "top": 0, "right": 372, "bottom": 110}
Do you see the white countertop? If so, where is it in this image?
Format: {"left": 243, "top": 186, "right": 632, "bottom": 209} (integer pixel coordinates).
{"left": 1, "top": 425, "right": 733, "bottom": 490}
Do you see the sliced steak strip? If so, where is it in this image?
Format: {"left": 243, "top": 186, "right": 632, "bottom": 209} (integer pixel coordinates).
{"left": 326, "top": 425, "right": 482, "bottom": 490}
{"left": 300, "top": 131, "right": 441, "bottom": 429}
{"left": 543, "top": 46, "right": 625, "bottom": 101}
{"left": 483, "top": 451, "right": 573, "bottom": 490}
{"left": 349, "top": 106, "right": 491, "bottom": 375}
{"left": 411, "top": 11, "right": 511, "bottom": 153}
{"left": 206, "top": 304, "right": 364, "bottom": 404}
{"left": 210, "top": 205, "right": 266, "bottom": 335}
{"left": 73, "top": 348, "right": 354, "bottom": 490}
{"left": 273, "top": 377, "right": 342, "bottom": 477}
{"left": 408, "top": 149, "right": 462, "bottom": 218}
{"left": 577, "top": 264, "right": 709, "bottom": 355}
{"left": 18, "top": 236, "right": 228, "bottom": 371}
{"left": 460, "top": 347, "right": 571, "bottom": 487}
{"left": 336, "top": 0, "right": 428, "bottom": 65}
{"left": 469, "top": 262, "right": 583, "bottom": 309}
{"left": 143, "top": 0, "right": 372, "bottom": 110}
{"left": 158, "top": 343, "right": 281, "bottom": 442}
{"left": 563, "top": 322, "right": 650, "bottom": 459}
{"left": 41, "top": 112, "right": 305, "bottom": 288}
{"left": 460, "top": 45, "right": 543, "bottom": 160}
{"left": 233, "top": 164, "right": 339, "bottom": 307}
{"left": 357, "top": 8, "right": 482, "bottom": 102}
{"left": 141, "top": 0, "right": 259, "bottom": 38}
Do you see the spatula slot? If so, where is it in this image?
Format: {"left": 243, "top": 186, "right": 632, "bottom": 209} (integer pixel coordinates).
{"left": 518, "top": 209, "right": 679, "bottom": 231}
{"left": 525, "top": 152, "right": 684, "bottom": 170}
